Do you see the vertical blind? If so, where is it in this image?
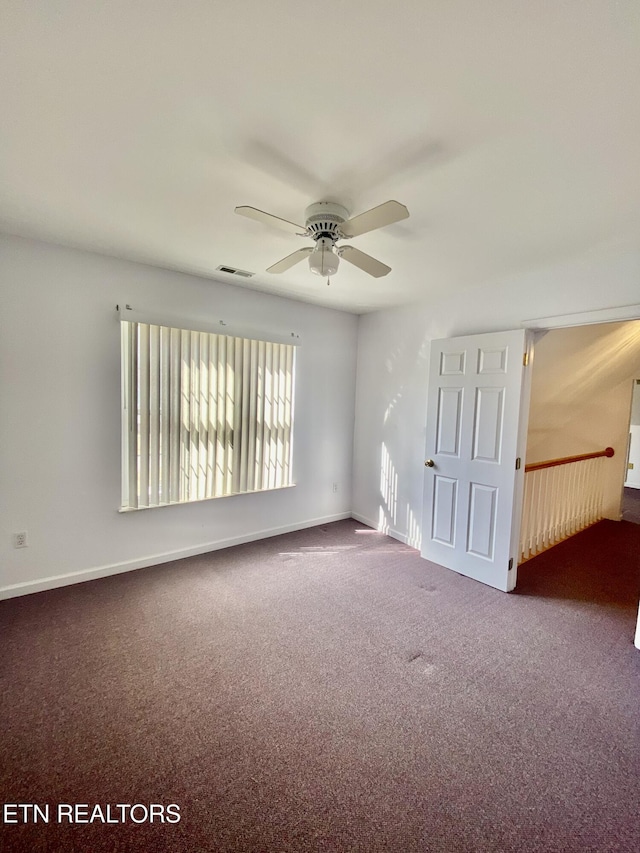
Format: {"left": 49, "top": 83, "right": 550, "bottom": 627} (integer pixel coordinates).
{"left": 121, "top": 320, "right": 296, "bottom": 510}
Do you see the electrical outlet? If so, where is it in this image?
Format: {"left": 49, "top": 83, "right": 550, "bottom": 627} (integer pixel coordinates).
{"left": 13, "top": 531, "right": 28, "bottom": 549}
{"left": 332, "top": 482, "right": 338, "bottom": 493}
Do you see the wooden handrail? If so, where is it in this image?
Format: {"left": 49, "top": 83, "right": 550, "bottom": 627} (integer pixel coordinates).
{"left": 525, "top": 447, "right": 614, "bottom": 473}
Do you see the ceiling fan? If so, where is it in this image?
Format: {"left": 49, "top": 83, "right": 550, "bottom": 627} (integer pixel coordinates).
{"left": 234, "top": 200, "right": 409, "bottom": 282}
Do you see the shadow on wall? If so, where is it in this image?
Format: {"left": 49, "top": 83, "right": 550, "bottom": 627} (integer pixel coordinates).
{"left": 531, "top": 323, "right": 640, "bottom": 414}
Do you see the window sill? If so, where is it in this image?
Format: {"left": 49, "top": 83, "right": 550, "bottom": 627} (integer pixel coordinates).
{"left": 118, "top": 483, "right": 297, "bottom": 512}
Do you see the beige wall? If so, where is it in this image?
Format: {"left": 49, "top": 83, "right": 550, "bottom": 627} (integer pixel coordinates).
{"left": 526, "top": 321, "right": 640, "bottom": 519}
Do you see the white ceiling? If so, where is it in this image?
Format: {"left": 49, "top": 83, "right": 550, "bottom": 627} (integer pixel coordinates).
{"left": 2, "top": 1, "right": 640, "bottom": 313}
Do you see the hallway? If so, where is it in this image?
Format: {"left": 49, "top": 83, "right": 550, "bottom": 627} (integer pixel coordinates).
{"left": 517, "top": 517, "right": 640, "bottom": 612}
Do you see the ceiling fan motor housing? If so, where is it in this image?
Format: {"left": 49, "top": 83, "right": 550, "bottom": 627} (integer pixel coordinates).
{"left": 304, "top": 202, "right": 350, "bottom": 244}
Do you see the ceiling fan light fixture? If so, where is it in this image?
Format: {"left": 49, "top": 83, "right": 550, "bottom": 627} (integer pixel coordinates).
{"left": 308, "top": 238, "right": 339, "bottom": 278}
{"left": 236, "top": 198, "right": 409, "bottom": 281}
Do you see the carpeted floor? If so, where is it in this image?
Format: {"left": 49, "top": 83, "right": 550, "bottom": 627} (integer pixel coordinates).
{"left": 622, "top": 486, "right": 640, "bottom": 524}
{"left": 1, "top": 518, "right": 639, "bottom": 852}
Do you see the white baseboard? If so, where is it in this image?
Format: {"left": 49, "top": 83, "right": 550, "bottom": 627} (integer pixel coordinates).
{"left": 350, "top": 512, "right": 415, "bottom": 547}
{"left": 350, "top": 511, "right": 377, "bottom": 529}
{"left": 0, "top": 512, "right": 352, "bottom": 601}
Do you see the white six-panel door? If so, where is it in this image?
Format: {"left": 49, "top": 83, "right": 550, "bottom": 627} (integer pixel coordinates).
{"left": 421, "top": 330, "right": 532, "bottom": 592}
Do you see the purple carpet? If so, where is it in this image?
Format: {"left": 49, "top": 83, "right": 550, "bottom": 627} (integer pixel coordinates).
{"left": 1, "top": 518, "right": 639, "bottom": 852}
{"left": 622, "top": 486, "right": 640, "bottom": 524}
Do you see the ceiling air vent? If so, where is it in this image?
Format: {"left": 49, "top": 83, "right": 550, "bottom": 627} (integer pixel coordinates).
{"left": 216, "top": 265, "right": 254, "bottom": 278}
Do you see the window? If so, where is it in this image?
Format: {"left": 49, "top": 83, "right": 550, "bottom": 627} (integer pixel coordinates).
{"left": 120, "top": 318, "right": 296, "bottom": 510}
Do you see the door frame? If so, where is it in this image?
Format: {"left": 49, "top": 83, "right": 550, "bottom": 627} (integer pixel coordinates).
{"left": 520, "top": 302, "right": 640, "bottom": 649}
{"left": 521, "top": 301, "right": 640, "bottom": 521}
{"left": 521, "top": 303, "right": 640, "bottom": 331}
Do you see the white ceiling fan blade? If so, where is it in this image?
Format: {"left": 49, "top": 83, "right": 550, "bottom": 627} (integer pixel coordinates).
{"left": 340, "top": 200, "right": 409, "bottom": 238}
{"left": 339, "top": 246, "right": 391, "bottom": 278}
{"left": 266, "top": 247, "right": 313, "bottom": 274}
{"left": 235, "top": 205, "right": 305, "bottom": 235}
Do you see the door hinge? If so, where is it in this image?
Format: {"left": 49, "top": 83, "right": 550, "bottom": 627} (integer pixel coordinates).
{"left": 508, "top": 558, "right": 514, "bottom": 571}
{"left": 523, "top": 352, "right": 529, "bottom": 366}
{"left": 515, "top": 457, "right": 521, "bottom": 470}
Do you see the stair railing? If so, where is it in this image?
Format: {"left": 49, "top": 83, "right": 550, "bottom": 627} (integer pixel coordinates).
{"left": 519, "top": 447, "right": 615, "bottom": 563}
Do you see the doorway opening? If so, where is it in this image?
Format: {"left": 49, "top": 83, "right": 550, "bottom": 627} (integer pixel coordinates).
{"left": 520, "top": 320, "right": 640, "bottom": 561}
{"left": 622, "top": 378, "right": 640, "bottom": 524}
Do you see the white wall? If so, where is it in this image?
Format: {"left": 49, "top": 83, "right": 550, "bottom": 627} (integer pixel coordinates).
{"left": 626, "top": 382, "right": 640, "bottom": 488}
{"left": 352, "top": 239, "right": 640, "bottom": 548}
{"left": 0, "top": 234, "right": 358, "bottom": 597}
{"left": 526, "top": 322, "right": 640, "bottom": 519}
{"left": 630, "top": 381, "right": 640, "bottom": 426}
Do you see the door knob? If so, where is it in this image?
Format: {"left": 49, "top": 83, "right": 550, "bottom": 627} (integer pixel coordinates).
{"left": 424, "top": 459, "right": 435, "bottom": 468}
